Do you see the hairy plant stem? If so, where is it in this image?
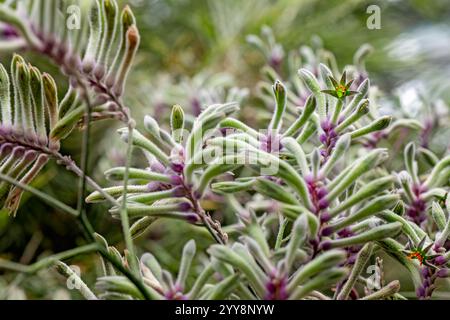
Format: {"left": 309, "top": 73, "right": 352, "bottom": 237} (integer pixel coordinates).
{"left": 97, "top": 247, "right": 154, "bottom": 300}
{"left": 35, "top": 43, "right": 131, "bottom": 124}
{"left": 119, "top": 122, "right": 139, "bottom": 275}
{"left": 0, "top": 243, "right": 99, "bottom": 273}
{"left": 86, "top": 75, "right": 131, "bottom": 123}
{"left": 0, "top": 133, "right": 119, "bottom": 207}
{"left": 186, "top": 187, "right": 227, "bottom": 245}
{"left": 0, "top": 173, "right": 78, "bottom": 216}
{"left": 54, "top": 153, "right": 119, "bottom": 206}
{"left": 76, "top": 83, "right": 95, "bottom": 241}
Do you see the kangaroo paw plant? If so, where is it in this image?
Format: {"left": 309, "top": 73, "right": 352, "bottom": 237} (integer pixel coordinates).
{"left": 0, "top": 3, "right": 449, "bottom": 301}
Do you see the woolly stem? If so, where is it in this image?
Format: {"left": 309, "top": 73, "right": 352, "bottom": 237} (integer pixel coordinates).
{"left": 119, "top": 121, "right": 139, "bottom": 275}
{"left": 0, "top": 243, "right": 99, "bottom": 273}
{"left": 76, "top": 82, "right": 95, "bottom": 241}
{"left": 0, "top": 172, "right": 78, "bottom": 217}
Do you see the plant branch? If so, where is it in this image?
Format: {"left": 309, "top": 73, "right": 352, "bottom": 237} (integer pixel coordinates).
{"left": 119, "top": 121, "right": 139, "bottom": 275}
{"left": 187, "top": 189, "right": 227, "bottom": 245}
{"left": 0, "top": 173, "right": 78, "bottom": 217}
{"left": 0, "top": 134, "right": 119, "bottom": 208}
{"left": 76, "top": 82, "right": 95, "bottom": 241}
{"left": 0, "top": 243, "right": 99, "bottom": 274}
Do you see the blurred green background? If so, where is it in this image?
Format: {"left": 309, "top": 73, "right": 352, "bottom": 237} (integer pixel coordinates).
{"left": 0, "top": 0, "right": 449, "bottom": 299}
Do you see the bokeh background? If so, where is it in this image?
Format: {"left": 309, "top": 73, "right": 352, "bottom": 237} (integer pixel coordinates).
{"left": 0, "top": 0, "right": 449, "bottom": 299}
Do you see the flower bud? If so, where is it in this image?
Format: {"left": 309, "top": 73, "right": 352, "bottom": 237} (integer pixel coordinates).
{"left": 171, "top": 104, "right": 185, "bottom": 143}
{"left": 42, "top": 73, "right": 58, "bottom": 130}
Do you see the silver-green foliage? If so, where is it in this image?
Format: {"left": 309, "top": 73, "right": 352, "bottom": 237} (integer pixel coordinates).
{"left": 0, "top": 11, "right": 449, "bottom": 301}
